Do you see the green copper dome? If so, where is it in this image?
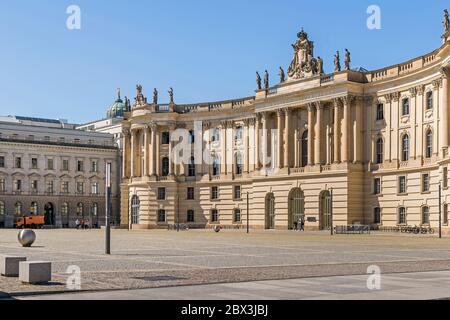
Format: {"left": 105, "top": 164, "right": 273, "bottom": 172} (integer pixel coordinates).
{"left": 107, "top": 89, "right": 126, "bottom": 118}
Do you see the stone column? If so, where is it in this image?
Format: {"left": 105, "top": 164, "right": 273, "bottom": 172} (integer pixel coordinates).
{"left": 244, "top": 119, "right": 250, "bottom": 173}
{"left": 284, "top": 108, "right": 291, "bottom": 168}
{"left": 277, "top": 109, "right": 283, "bottom": 169}
{"left": 354, "top": 97, "right": 363, "bottom": 163}
{"left": 315, "top": 102, "right": 323, "bottom": 165}
{"left": 143, "top": 126, "right": 149, "bottom": 176}
{"left": 262, "top": 113, "right": 268, "bottom": 170}
{"left": 122, "top": 129, "right": 131, "bottom": 178}
{"left": 440, "top": 67, "right": 450, "bottom": 156}
{"left": 130, "top": 129, "right": 136, "bottom": 177}
{"left": 307, "top": 104, "right": 315, "bottom": 166}
{"left": 333, "top": 99, "right": 341, "bottom": 163}
{"left": 384, "top": 94, "right": 392, "bottom": 162}
{"left": 221, "top": 121, "right": 228, "bottom": 175}
{"left": 150, "top": 124, "right": 156, "bottom": 176}
{"left": 155, "top": 128, "right": 160, "bottom": 176}
{"left": 168, "top": 126, "right": 175, "bottom": 176}
{"left": 341, "top": 96, "right": 351, "bottom": 163}
{"left": 255, "top": 114, "right": 261, "bottom": 170}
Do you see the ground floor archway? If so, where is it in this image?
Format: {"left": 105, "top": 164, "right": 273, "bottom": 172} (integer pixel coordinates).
{"left": 265, "top": 193, "right": 275, "bottom": 229}
{"left": 289, "top": 188, "right": 305, "bottom": 230}
{"left": 44, "top": 202, "right": 55, "bottom": 226}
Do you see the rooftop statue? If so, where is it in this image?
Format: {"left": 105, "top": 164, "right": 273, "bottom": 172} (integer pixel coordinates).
{"left": 256, "top": 71, "right": 262, "bottom": 90}
{"left": 334, "top": 51, "right": 341, "bottom": 72}
{"left": 344, "top": 49, "right": 351, "bottom": 70}
{"left": 288, "top": 28, "right": 318, "bottom": 80}
{"left": 134, "top": 84, "right": 146, "bottom": 106}
{"left": 444, "top": 9, "right": 449, "bottom": 33}
{"left": 279, "top": 67, "right": 286, "bottom": 83}
{"left": 264, "top": 70, "right": 269, "bottom": 89}
{"left": 153, "top": 88, "right": 158, "bottom": 105}
{"left": 317, "top": 56, "right": 324, "bottom": 75}
{"left": 168, "top": 87, "right": 174, "bottom": 104}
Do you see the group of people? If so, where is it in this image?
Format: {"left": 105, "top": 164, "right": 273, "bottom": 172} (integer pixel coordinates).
{"left": 293, "top": 217, "right": 305, "bottom": 232}
{"left": 75, "top": 218, "right": 90, "bottom": 229}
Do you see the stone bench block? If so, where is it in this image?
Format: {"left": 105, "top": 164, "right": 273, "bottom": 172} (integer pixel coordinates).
{"left": 0, "top": 255, "right": 27, "bottom": 277}
{"left": 19, "top": 261, "right": 52, "bottom": 284}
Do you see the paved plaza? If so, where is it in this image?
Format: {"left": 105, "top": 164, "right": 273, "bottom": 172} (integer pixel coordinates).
{"left": 0, "top": 229, "right": 450, "bottom": 299}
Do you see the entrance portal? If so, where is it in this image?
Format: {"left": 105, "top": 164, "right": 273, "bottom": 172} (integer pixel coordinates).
{"left": 289, "top": 188, "right": 305, "bottom": 230}
{"left": 44, "top": 203, "right": 55, "bottom": 226}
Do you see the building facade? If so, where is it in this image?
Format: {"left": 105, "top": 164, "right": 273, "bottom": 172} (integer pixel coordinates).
{"left": 120, "top": 20, "right": 450, "bottom": 233}
{"left": 0, "top": 116, "right": 120, "bottom": 228}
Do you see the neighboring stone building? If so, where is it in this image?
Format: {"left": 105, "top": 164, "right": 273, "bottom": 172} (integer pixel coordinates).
{"left": 119, "top": 17, "right": 450, "bottom": 233}
{"left": 0, "top": 116, "right": 120, "bottom": 228}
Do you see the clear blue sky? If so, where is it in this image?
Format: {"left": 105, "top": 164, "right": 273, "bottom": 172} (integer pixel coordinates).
{"left": 0, "top": 0, "right": 448, "bottom": 123}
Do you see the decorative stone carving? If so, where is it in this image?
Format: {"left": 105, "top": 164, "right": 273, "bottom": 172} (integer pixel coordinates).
{"left": 409, "top": 87, "right": 417, "bottom": 97}
{"left": 392, "top": 92, "right": 400, "bottom": 102}
{"left": 384, "top": 94, "right": 392, "bottom": 103}
{"left": 432, "top": 79, "right": 442, "bottom": 89}
{"left": 134, "top": 84, "right": 147, "bottom": 106}
{"left": 416, "top": 85, "right": 425, "bottom": 96}
{"left": 440, "top": 66, "right": 450, "bottom": 78}
{"left": 287, "top": 29, "right": 319, "bottom": 80}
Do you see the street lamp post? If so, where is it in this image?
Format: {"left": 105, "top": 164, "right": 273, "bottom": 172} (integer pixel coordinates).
{"left": 105, "top": 162, "right": 112, "bottom": 255}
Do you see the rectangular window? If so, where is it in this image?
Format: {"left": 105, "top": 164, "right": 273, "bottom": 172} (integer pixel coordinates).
{"left": 62, "top": 159, "right": 69, "bottom": 171}
{"left": 0, "top": 156, "right": 5, "bottom": 168}
{"left": 376, "top": 103, "right": 384, "bottom": 121}
{"left": 0, "top": 179, "right": 5, "bottom": 192}
{"left": 233, "top": 185, "right": 241, "bottom": 199}
{"left": 444, "top": 167, "right": 448, "bottom": 189}
{"left": 91, "top": 182, "right": 99, "bottom": 195}
{"left": 402, "top": 98, "right": 410, "bottom": 116}
{"left": 76, "top": 182, "right": 84, "bottom": 194}
{"left": 422, "top": 174, "right": 430, "bottom": 192}
{"left": 91, "top": 161, "right": 98, "bottom": 173}
{"left": 46, "top": 181, "right": 54, "bottom": 194}
{"left": 157, "top": 187, "right": 166, "bottom": 200}
{"left": 398, "top": 207, "right": 407, "bottom": 225}
{"left": 211, "top": 186, "right": 219, "bottom": 200}
{"left": 444, "top": 204, "right": 449, "bottom": 226}
{"left": 373, "top": 178, "right": 381, "bottom": 195}
{"left": 47, "top": 159, "right": 54, "bottom": 170}
{"left": 161, "top": 132, "right": 170, "bottom": 145}
{"left": 234, "top": 209, "right": 241, "bottom": 223}
{"left": 31, "top": 158, "right": 38, "bottom": 169}
{"left": 187, "top": 210, "right": 195, "bottom": 222}
{"left": 61, "top": 181, "right": 69, "bottom": 194}
{"left": 15, "top": 179, "right": 22, "bottom": 191}
{"left": 157, "top": 209, "right": 166, "bottom": 223}
{"left": 31, "top": 180, "right": 38, "bottom": 193}
{"left": 426, "top": 91, "right": 433, "bottom": 110}
{"left": 235, "top": 126, "right": 243, "bottom": 140}
{"left": 374, "top": 207, "right": 381, "bottom": 224}
{"left": 210, "top": 209, "right": 218, "bottom": 223}
{"left": 77, "top": 160, "right": 84, "bottom": 172}
{"left": 187, "top": 187, "right": 195, "bottom": 200}
{"left": 398, "top": 176, "right": 407, "bottom": 194}
{"left": 15, "top": 157, "right": 22, "bottom": 168}
{"left": 211, "top": 128, "right": 220, "bottom": 142}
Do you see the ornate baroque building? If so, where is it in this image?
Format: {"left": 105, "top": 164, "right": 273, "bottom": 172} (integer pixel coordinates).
{"left": 120, "top": 20, "right": 450, "bottom": 233}
{"left": 0, "top": 116, "right": 120, "bottom": 228}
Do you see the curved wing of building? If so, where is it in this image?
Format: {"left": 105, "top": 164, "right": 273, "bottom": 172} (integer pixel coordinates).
{"left": 120, "top": 20, "right": 450, "bottom": 232}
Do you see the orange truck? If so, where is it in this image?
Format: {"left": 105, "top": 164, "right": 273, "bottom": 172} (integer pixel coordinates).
{"left": 15, "top": 216, "right": 45, "bottom": 229}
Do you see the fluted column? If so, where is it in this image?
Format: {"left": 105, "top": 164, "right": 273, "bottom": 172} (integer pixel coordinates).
{"left": 333, "top": 99, "right": 341, "bottom": 163}
{"left": 122, "top": 129, "right": 131, "bottom": 178}
{"left": 130, "top": 129, "right": 136, "bottom": 177}
{"left": 255, "top": 114, "right": 261, "bottom": 170}
{"left": 315, "top": 102, "right": 323, "bottom": 165}
{"left": 354, "top": 97, "right": 363, "bottom": 163}
{"left": 284, "top": 108, "right": 291, "bottom": 168}
{"left": 262, "top": 113, "right": 268, "bottom": 170}
{"left": 341, "top": 96, "right": 351, "bottom": 163}
{"left": 143, "top": 126, "right": 149, "bottom": 176}
{"left": 221, "top": 121, "right": 228, "bottom": 175}
{"left": 155, "top": 128, "right": 160, "bottom": 176}
{"left": 440, "top": 67, "right": 450, "bottom": 156}
{"left": 150, "top": 124, "right": 156, "bottom": 176}
{"left": 244, "top": 119, "right": 250, "bottom": 173}
{"left": 307, "top": 104, "right": 315, "bottom": 166}
{"left": 277, "top": 109, "right": 283, "bottom": 169}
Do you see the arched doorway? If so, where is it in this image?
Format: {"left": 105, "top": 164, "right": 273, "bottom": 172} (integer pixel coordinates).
{"left": 265, "top": 193, "right": 275, "bottom": 229}
{"left": 319, "top": 191, "right": 332, "bottom": 230}
{"left": 44, "top": 203, "right": 55, "bottom": 226}
{"left": 289, "top": 188, "right": 305, "bottom": 230}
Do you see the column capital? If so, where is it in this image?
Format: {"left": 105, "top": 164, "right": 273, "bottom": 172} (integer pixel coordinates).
{"left": 440, "top": 66, "right": 450, "bottom": 78}
{"left": 416, "top": 85, "right": 425, "bottom": 96}
{"left": 341, "top": 95, "right": 355, "bottom": 106}
{"left": 391, "top": 92, "right": 400, "bottom": 102}
{"left": 409, "top": 87, "right": 417, "bottom": 97}
{"left": 384, "top": 93, "right": 392, "bottom": 103}
{"left": 307, "top": 103, "right": 316, "bottom": 113}
{"left": 122, "top": 128, "right": 131, "bottom": 137}
{"left": 432, "top": 78, "right": 443, "bottom": 89}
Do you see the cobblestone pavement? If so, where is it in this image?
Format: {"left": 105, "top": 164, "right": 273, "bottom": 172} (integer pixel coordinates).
{"left": 0, "top": 229, "right": 449, "bottom": 298}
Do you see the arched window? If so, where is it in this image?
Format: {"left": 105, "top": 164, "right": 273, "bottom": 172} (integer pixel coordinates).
{"left": 30, "top": 202, "right": 38, "bottom": 215}
{"left": 15, "top": 202, "right": 22, "bottom": 216}
{"left": 76, "top": 203, "right": 84, "bottom": 216}
{"left": 374, "top": 207, "right": 381, "bottom": 224}
{"left": 398, "top": 207, "right": 407, "bottom": 225}
{"left": 212, "top": 156, "right": 220, "bottom": 176}
{"left": 376, "top": 138, "right": 383, "bottom": 164}
{"left": 425, "top": 129, "right": 433, "bottom": 158}
{"left": 422, "top": 206, "right": 430, "bottom": 225}
{"left": 401, "top": 134, "right": 410, "bottom": 162}
{"left": 91, "top": 203, "right": 98, "bottom": 216}
{"left": 162, "top": 157, "right": 169, "bottom": 176}
{"left": 235, "top": 153, "right": 243, "bottom": 175}
{"left": 301, "top": 130, "right": 308, "bottom": 167}
{"left": 188, "top": 157, "right": 196, "bottom": 177}
{"left": 402, "top": 98, "right": 410, "bottom": 116}
{"left": 131, "top": 195, "right": 140, "bottom": 224}
{"left": 0, "top": 201, "right": 4, "bottom": 215}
